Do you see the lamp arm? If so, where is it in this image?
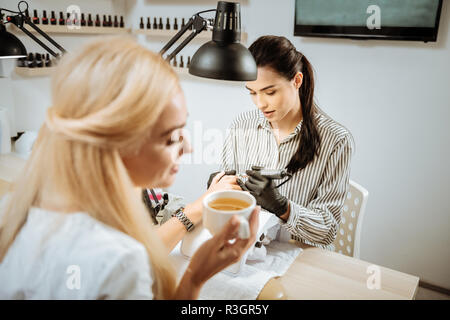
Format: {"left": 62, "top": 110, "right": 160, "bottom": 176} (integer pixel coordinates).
{"left": 159, "top": 16, "right": 195, "bottom": 57}
{"left": 0, "top": 8, "right": 21, "bottom": 15}
{"left": 23, "top": 19, "right": 67, "bottom": 55}
{"left": 159, "top": 12, "right": 212, "bottom": 62}
{"left": 16, "top": 24, "right": 59, "bottom": 58}
{"left": 165, "top": 29, "right": 199, "bottom": 62}
{"left": 3, "top": 8, "right": 66, "bottom": 58}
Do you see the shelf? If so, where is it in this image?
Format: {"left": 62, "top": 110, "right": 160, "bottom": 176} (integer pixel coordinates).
{"left": 15, "top": 66, "right": 190, "bottom": 77}
{"left": 8, "top": 24, "right": 247, "bottom": 40}
{"left": 9, "top": 24, "right": 131, "bottom": 35}
{"left": 133, "top": 28, "right": 248, "bottom": 42}
{"left": 134, "top": 28, "right": 211, "bottom": 39}
{"left": 15, "top": 67, "right": 56, "bottom": 77}
{"left": 14, "top": 66, "right": 242, "bottom": 80}
{"left": 174, "top": 67, "right": 190, "bottom": 75}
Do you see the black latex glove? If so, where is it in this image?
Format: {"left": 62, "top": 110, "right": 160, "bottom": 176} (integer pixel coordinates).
{"left": 206, "top": 170, "right": 236, "bottom": 189}
{"left": 240, "top": 166, "right": 289, "bottom": 217}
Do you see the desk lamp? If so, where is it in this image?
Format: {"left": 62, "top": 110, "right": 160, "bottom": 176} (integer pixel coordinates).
{"left": 1, "top": 1, "right": 257, "bottom": 81}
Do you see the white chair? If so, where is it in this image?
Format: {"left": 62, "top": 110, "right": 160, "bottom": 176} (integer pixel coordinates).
{"left": 333, "top": 180, "right": 369, "bottom": 259}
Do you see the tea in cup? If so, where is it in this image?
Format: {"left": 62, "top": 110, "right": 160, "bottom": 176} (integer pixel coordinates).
{"left": 203, "top": 190, "right": 256, "bottom": 239}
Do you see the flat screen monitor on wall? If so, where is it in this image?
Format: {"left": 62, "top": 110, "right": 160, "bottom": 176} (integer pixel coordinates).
{"left": 294, "top": 0, "right": 443, "bottom": 42}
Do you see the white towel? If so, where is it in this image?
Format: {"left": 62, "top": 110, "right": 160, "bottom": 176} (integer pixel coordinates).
{"left": 170, "top": 240, "right": 302, "bottom": 300}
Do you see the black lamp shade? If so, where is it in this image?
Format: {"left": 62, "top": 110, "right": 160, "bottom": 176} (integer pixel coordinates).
{"left": 188, "top": 1, "right": 256, "bottom": 81}
{"left": 189, "top": 41, "right": 257, "bottom": 81}
{"left": 0, "top": 26, "right": 27, "bottom": 59}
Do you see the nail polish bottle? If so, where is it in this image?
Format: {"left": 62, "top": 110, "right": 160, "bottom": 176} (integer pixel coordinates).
{"left": 172, "top": 55, "right": 177, "bottom": 67}
{"left": 146, "top": 17, "right": 151, "bottom": 29}
{"left": 27, "top": 53, "right": 36, "bottom": 68}
{"left": 187, "top": 56, "right": 191, "bottom": 68}
{"left": 108, "top": 15, "right": 112, "bottom": 27}
{"left": 81, "top": 13, "right": 86, "bottom": 26}
{"left": 42, "top": 10, "right": 48, "bottom": 25}
{"left": 120, "top": 16, "right": 124, "bottom": 28}
{"left": 58, "top": 12, "right": 65, "bottom": 25}
{"left": 50, "top": 11, "right": 56, "bottom": 25}
{"left": 36, "top": 53, "right": 43, "bottom": 68}
{"left": 102, "top": 15, "right": 107, "bottom": 27}
{"left": 153, "top": 17, "right": 157, "bottom": 29}
{"left": 166, "top": 17, "right": 170, "bottom": 30}
{"left": 179, "top": 56, "right": 184, "bottom": 68}
{"left": 174, "top": 18, "right": 178, "bottom": 30}
{"left": 114, "top": 15, "right": 119, "bottom": 28}
{"left": 88, "top": 14, "right": 93, "bottom": 27}
{"left": 95, "top": 14, "right": 101, "bottom": 27}
{"left": 16, "top": 57, "right": 26, "bottom": 67}
{"left": 139, "top": 17, "right": 144, "bottom": 29}
{"left": 73, "top": 13, "right": 79, "bottom": 26}
{"left": 45, "top": 54, "right": 52, "bottom": 67}
{"left": 181, "top": 18, "right": 185, "bottom": 29}
{"left": 32, "top": 9, "right": 39, "bottom": 24}
{"left": 66, "top": 12, "right": 72, "bottom": 26}
{"left": 158, "top": 17, "right": 163, "bottom": 30}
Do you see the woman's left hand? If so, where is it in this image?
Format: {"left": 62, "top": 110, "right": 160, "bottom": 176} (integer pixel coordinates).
{"left": 241, "top": 167, "right": 289, "bottom": 217}
{"left": 206, "top": 171, "right": 242, "bottom": 194}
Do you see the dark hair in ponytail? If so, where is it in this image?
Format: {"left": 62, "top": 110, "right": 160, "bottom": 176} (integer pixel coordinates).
{"left": 248, "top": 35, "right": 320, "bottom": 174}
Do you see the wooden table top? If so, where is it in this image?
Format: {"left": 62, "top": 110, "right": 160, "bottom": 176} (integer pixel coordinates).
{"left": 258, "top": 243, "right": 419, "bottom": 300}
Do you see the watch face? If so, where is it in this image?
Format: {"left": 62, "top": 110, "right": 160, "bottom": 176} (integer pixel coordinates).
{"left": 173, "top": 207, "right": 184, "bottom": 216}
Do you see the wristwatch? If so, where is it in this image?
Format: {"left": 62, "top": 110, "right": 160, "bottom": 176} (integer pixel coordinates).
{"left": 172, "top": 207, "right": 195, "bottom": 232}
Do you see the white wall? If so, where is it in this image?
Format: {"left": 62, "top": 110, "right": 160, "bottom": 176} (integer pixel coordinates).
{"left": 3, "top": 0, "right": 449, "bottom": 289}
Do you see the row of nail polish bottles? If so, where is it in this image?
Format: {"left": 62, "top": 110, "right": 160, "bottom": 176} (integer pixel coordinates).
{"left": 16, "top": 53, "right": 54, "bottom": 68}
{"left": 139, "top": 17, "right": 193, "bottom": 31}
{"left": 31, "top": 9, "right": 125, "bottom": 28}
{"left": 171, "top": 55, "right": 191, "bottom": 69}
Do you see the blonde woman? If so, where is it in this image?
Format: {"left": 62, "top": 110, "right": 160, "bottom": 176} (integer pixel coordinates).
{"left": 0, "top": 36, "right": 259, "bottom": 300}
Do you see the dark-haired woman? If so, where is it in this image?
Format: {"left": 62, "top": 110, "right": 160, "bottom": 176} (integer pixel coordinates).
{"left": 222, "top": 35, "right": 354, "bottom": 250}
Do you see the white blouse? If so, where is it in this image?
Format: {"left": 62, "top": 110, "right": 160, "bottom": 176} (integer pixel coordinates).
{"left": 0, "top": 204, "right": 153, "bottom": 299}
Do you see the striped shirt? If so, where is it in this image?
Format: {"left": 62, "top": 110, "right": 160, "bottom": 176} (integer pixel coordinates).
{"left": 221, "top": 109, "right": 354, "bottom": 250}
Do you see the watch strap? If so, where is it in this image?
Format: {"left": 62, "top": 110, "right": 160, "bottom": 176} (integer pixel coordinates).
{"left": 172, "top": 207, "right": 195, "bottom": 232}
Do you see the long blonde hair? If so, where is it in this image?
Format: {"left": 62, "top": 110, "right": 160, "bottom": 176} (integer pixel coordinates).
{"left": 0, "top": 36, "right": 179, "bottom": 299}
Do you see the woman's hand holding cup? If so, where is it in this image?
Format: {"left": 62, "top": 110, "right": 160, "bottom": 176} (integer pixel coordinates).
{"left": 185, "top": 205, "right": 260, "bottom": 288}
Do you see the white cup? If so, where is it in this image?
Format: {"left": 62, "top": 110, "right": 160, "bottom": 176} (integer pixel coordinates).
{"left": 203, "top": 190, "right": 256, "bottom": 239}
